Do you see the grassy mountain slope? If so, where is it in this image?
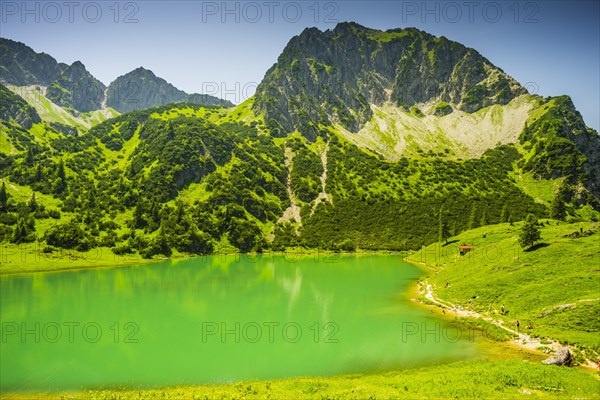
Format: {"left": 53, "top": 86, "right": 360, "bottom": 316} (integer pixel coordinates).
{"left": 408, "top": 221, "right": 600, "bottom": 355}
{"left": 335, "top": 94, "right": 537, "bottom": 160}
{"left": 6, "top": 85, "right": 119, "bottom": 131}
{"left": 0, "top": 83, "right": 41, "bottom": 130}
{"left": 0, "top": 98, "right": 588, "bottom": 263}
{"left": 1, "top": 92, "right": 598, "bottom": 264}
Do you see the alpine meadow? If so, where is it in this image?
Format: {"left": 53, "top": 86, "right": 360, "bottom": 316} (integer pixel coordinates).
{"left": 0, "top": 6, "right": 599, "bottom": 400}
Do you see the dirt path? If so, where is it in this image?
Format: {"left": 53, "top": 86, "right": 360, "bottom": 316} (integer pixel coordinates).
{"left": 310, "top": 141, "right": 332, "bottom": 216}
{"left": 278, "top": 147, "right": 302, "bottom": 228}
{"left": 421, "top": 282, "right": 598, "bottom": 369}
{"left": 101, "top": 87, "right": 108, "bottom": 109}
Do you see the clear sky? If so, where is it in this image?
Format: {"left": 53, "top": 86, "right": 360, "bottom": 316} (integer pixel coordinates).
{"left": 1, "top": 0, "right": 598, "bottom": 130}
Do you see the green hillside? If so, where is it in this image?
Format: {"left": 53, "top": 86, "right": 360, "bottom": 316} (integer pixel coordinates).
{"left": 409, "top": 221, "right": 600, "bottom": 356}
{"left": 1, "top": 24, "right": 599, "bottom": 269}
{"left": 1, "top": 96, "right": 599, "bottom": 270}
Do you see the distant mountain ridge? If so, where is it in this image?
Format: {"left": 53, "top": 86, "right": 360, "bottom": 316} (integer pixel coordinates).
{"left": 106, "top": 67, "right": 233, "bottom": 113}
{"left": 0, "top": 37, "right": 233, "bottom": 113}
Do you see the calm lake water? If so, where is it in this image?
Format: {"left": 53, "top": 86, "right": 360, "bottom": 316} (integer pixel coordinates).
{"left": 0, "top": 255, "right": 478, "bottom": 391}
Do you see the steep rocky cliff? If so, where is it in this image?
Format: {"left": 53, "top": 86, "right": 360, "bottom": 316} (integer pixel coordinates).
{"left": 46, "top": 61, "right": 106, "bottom": 112}
{"left": 521, "top": 96, "right": 600, "bottom": 200}
{"left": 253, "top": 22, "right": 526, "bottom": 139}
{"left": 0, "top": 83, "right": 41, "bottom": 129}
{"left": 0, "top": 38, "right": 67, "bottom": 86}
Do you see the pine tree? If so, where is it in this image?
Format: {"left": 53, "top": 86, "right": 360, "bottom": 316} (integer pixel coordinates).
{"left": 26, "top": 215, "right": 36, "bottom": 232}
{"left": 0, "top": 181, "right": 8, "bottom": 211}
{"left": 480, "top": 211, "right": 488, "bottom": 227}
{"left": 508, "top": 213, "right": 514, "bottom": 225}
{"left": 519, "top": 214, "right": 541, "bottom": 249}
{"left": 28, "top": 192, "right": 38, "bottom": 213}
{"left": 468, "top": 207, "right": 478, "bottom": 230}
{"left": 438, "top": 208, "right": 450, "bottom": 244}
{"left": 175, "top": 199, "right": 186, "bottom": 222}
{"left": 53, "top": 159, "right": 67, "bottom": 194}
{"left": 34, "top": 164, "right": 43, "bottom": 182}
{"left": 550, "top": 192, "right": 567, "bottom": 221}
{"left": 148, "top": 199, "right": 161, "bottom": 231}
{"left": 86, "top": 185, "right": 97, "bottom": 209}
{"left": 11, "top": 218, "right": 34, "bottom": 244}
{"left": 57, "top": 159, "right": 66, "bottom": 182}
{"left": 25, "top": 147, "right": 34, "bottom": 165}
{"left": 183, "top": 222, "right": 213, "bottom": 254}
{"left": 500, "top": 204, "right": 508, "bottom": 223}
{"left": 132, "top": 198, "right": 146, "bottom": 229}
{"left": 155, "top": 226, "right": 172, "bottom": 257}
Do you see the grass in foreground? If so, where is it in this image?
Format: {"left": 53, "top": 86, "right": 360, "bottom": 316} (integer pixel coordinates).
{"left": 2, "top": 359, "right": 598, "bottom": 400}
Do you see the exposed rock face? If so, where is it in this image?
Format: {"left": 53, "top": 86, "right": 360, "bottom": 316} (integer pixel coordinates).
{"left": 542, "top": 347, "right": 571, "bottom": 366}
{"left": 253, "top": 22, "right": 526, "bottom": 139}
{"left": 46, "top": 61, "right": 106, "bottom": 112}
{"left": 106, "top": 67, "right": 233, "bottom": 113}
{"left": 0, "top": 83, "right": 41, "bottom": 129}
{"left": 0, "top": 38, "right": 103, "bottom": 112}
{"left": 521, "top": 96, "right": 600, "bottom": 200}
{"left": 0, "top": 38, "right": 67, "bottom": 85}
{"left": 433, "top": 102, "right": 453, "bottom": 116}
{"left": 0, "top": 38, "right": 233, "bottom": 114}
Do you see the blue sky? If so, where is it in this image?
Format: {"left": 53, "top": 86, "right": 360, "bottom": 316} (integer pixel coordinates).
{"left": 1, "top": 0, "right": 598, "bottom": 130}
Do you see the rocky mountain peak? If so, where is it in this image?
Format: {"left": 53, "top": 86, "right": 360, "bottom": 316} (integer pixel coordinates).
{"left": 0, "top": 37, "right": 67, "bottom": 86}
{"left": 106, "top": 67, "right": 232, "bottom": 113}
{"left": 130, "top": 66, "right": 156, "bottom": 77}
{"left": 253, "top": 24, "right": 526, "bottom": 140}
{"left": 46, "top": 59, "right": 106, "bottom": 112}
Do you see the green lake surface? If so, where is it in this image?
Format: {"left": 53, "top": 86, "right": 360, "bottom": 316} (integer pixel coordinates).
{"left": 0, "top": 255, "right": 479, "bottom": 392}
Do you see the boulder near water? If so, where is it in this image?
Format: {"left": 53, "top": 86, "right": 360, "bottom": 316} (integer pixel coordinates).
{"left": 542, "top": 347, "right": 572, "bottom": 366}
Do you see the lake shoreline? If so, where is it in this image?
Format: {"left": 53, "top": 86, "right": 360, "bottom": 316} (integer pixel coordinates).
{"left": 408, "top": 258, "right": 600, "bottom": 371}
{"left": 2, "top": 255, "right": 598, "bottom": 398}
{"left": 0, "top": 248, "right": 412, "bottom": 276}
